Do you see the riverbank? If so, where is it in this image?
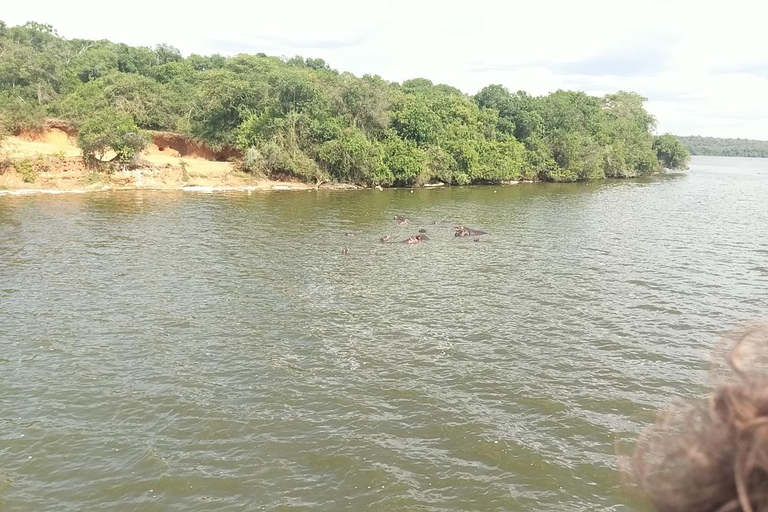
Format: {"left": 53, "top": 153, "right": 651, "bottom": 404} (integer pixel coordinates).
{"left": 0, "top": 161, "right": 340, "bottom": 194}
{"left": 0, "top": 128, "right": 363, "bottom": 194}
{"left": 0, "top": 129, "right": 531, "bottom": 194}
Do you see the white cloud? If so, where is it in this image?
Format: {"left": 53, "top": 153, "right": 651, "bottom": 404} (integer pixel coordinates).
{"left": 4, "top": 0, "right": 768, "bottom": 138}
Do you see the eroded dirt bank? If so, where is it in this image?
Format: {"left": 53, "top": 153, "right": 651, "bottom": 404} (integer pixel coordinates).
{"left": 0, "top": 125, "right": 344, "bottom": 193}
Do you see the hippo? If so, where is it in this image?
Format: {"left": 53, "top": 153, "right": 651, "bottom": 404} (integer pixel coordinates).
{"left": 341, "top": 247, "right": 349, "bottom": 255}
{"left": 345, "top": 232, "right": 356, "bottom": 237}
{"left": 393, "top": 215, "right": 409, "bottom": 225}
{"left": 455, "top": 227, "right": 488, "bottom": 237}
{"left": 381, "top": 233, "right": 428, "bottom": 244}
{"left": 403, "top": 233, "right": 429, "bottom": 244}
{"left": 418, "top": 229, "right": 427, "bottom": 233}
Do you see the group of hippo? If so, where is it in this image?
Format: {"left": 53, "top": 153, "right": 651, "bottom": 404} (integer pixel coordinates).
{"left": 340, "top": 215, "right": 487, "bottom": 253}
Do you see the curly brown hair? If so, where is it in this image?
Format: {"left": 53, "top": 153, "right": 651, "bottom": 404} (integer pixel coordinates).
{"left": 627, "top": 323, "right": 768, "bottom": 512}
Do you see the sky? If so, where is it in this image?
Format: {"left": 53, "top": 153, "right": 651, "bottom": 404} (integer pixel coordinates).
{"left": 4, "top": 0, "right": 768, "bottom": 139}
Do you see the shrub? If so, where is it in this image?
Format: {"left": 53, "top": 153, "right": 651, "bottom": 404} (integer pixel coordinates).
{"left": 179, "top": 159, "right": 190, "bottom": 181}
{"left": 34, "top": 154, "right": 50, "bottom": 173}
{"left": 0, "top": 132, "right": 11, "bottom": 174}
{"left": 241, "top": 146, "right": 266, "bottom": 175}
{"left": 259, "top": 140, "right": 325, "bottom": 182}
{"left": 85, "top": 171, "right": 103, "bottom": 185}
{"left": 77, "top": 110, "right": 149, "bottom": 166}
{"left": 0, "top": 153, "right": 11, "bottom": 174}
{"left": 14, "top": 159, "right": 37, "bottom": 183}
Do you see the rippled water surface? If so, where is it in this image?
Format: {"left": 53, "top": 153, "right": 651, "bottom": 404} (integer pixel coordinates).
{"left": 2, "top": 156, "right": 767, "bottom": 511}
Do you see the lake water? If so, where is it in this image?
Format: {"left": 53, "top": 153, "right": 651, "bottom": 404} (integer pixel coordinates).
{"left": 1, "top": 156, "right": 767, "bottom": 511}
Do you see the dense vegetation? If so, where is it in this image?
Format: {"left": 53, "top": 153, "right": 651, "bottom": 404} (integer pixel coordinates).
{"left": 677, "top": 136, "right": 768, "bottom": 158}
{"left": 0, "top": 20, "right": 690, "bottom": 185}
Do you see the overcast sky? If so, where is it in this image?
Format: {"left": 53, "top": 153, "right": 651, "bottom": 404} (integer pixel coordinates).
{"left": 5, "top": 0, "right": 768, "bottom": 139}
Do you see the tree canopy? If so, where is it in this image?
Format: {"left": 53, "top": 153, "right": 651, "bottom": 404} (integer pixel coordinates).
{"left": 677, "top": 135, "right": 768, "bottom": 158}
{"left": 0, "top": 20, "right": 689, "bottom": 185}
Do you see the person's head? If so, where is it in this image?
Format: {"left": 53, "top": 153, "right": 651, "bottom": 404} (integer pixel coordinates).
{"left": 627, "top": 323, "right": 768, "bottom": 512}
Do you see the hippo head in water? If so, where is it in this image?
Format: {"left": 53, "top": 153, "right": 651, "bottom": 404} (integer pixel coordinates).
{"left": 380, "top": 236, "right": 394, "bottom": 243}
{"left": 455, "top": 227, "right": 487, "bottom": 237}
{"left": 393, "top": 215, "right": 410, "bottom": 225}
{"left": 455, "top": 227, "right": 470, "bottom": 237}
{"left": 415, "top": 233, "right": 429, "bottom": 241}
{"left": 404, "top": 235, "right": 422, "bottom": 244}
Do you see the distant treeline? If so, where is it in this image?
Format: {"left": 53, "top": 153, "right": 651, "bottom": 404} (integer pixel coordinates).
{"left": 0, "top": 20, "right": 690, "bottom": 186}
{"left": 677, "top": 136, "right": 768, "bottom": 158}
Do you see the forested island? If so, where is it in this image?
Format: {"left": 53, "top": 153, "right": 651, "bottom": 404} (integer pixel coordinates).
{"left": 0, "top": 21, "right": 690, "bottom": 188}
{"left": 676, "top": 135, "right": 768, "bottom": 158}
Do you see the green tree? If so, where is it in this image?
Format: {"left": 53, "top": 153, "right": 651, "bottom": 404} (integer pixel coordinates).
{"left": 392, "top": 94, "right": 441, "bottom": 146}
{"left": 654, "top": 133, "right": 691, "bottom": 169}
{"left": 474, "top": 84, "right": 514, "bottom": 118}
{"left": 65, "top": 45, "right": 120, "bottom": 86}
{"left": 54, "top": 72, "right": 178, "bottom": 130}
{"left": 114, "top": 43, "right": 157, "bottom": 75}
{"left": 474, "top": 139, "right": 525, "bottom": 182}
{"left": 0, "top": 91, "right": 47, "bottom": 132}
{"left": 423, "top": 145, "right": 457, "bottom": 183}
{"left": 336, "top": 73, "right": 390, "bottom": 135}
{"left": 186, "top": 53, "right": 227, "bottom": 72}
{"left": 318, "top": 127, "right": 385, "bottom": 185}
{"left": 190, "top": 69, "right": 267, "bottom": 147}
{"left": 77, "top": 110, "right": 148, "bottom": 164}
{"left": 382, "top": 134, "right": 424, "bottom": 185}
{"left": 0, "top": 22, "right": 67, "bottom": 104}
{"left": 154, "top": 44, "right": 182, "bottom": 65}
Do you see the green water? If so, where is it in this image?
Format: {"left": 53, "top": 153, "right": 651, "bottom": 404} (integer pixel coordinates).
{"left": 1, "top": 156, "right": 767, "bottom": 511}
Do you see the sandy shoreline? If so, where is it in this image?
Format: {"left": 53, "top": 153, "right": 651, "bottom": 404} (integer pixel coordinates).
{"left": 0, "top": 166, "right": 356, "bottom": 195}
{"left": 0, "top": 184, "right": 335, "bottom": 196}
{"left": 0, "top": 129, "right": 365, "bottom": 195}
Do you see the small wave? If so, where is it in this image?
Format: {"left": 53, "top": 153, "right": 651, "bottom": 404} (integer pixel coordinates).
{"left": 181, "top": 185, "right": 306, "bottom": 193}
{"left": 630, "top": 304, "right": 683, "bottom": 315}
{"left": 0, "top": 189, "right": 88, "bottom": 196}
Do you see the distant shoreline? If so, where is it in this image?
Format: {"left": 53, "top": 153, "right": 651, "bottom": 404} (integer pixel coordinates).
{"left": 677, "top": 135, "right": 768, "bottom": 158}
